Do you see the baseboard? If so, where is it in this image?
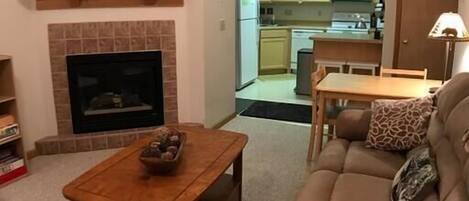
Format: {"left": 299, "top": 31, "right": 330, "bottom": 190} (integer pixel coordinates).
{"left": 26, "top": 149, "right": 39, "bottom": 160}
{"left": 211, "top": 113, "right": 237, "bottom": 129}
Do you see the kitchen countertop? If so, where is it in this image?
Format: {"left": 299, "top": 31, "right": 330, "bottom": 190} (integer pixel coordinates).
{"left": 259, "top": 25, "right": 329, "bottom": 30}
{"left": 310, "top": 32, "right": 383, "bottom": 44}
{"left": 259, "top": 20, "right": 383, "bottom": 44}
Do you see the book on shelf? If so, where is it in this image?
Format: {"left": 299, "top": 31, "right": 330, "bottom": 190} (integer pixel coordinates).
{"left": 0, "top": 149, "right": 27, "bottom": 185}
{"left": 0, "top": 149, "right": 13, "bottom": 161}
{"left": 0, "top": 157, "right": 24, "bottom": 175}
{"left": 0, "top": 157, "right": 26, "bottom": 185}
{"left": 0, "top": 115, "right": 15, "bottom": 129}
{"left": 0, "top": 124, "right": 19, "bottom": 140}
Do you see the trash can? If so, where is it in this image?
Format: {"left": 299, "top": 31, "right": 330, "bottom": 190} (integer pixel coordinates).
{"left": 295, "top": 48, "right": 313, "bottom": 95}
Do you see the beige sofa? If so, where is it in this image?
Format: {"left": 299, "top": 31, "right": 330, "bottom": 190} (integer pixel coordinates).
{"left": 297, "top": 73, "right": 469, "bottom": 201}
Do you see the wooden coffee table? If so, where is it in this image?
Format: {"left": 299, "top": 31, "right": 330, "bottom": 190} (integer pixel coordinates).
{"left": 63, "top": 125, "right": 248, "bottom": 201}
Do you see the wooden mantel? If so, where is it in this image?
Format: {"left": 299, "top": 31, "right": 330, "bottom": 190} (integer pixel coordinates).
{"left": 37, "top": 0, "right": 183, "bottom": 10}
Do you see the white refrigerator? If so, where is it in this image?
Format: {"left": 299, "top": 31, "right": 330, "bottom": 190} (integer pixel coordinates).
{"left": 236, "top": 0, "right": 259, "bottom": 90}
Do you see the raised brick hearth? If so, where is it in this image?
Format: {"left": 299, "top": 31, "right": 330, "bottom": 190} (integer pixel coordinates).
{"left": 36, "top": 20, "right": 179, "bottom": 155}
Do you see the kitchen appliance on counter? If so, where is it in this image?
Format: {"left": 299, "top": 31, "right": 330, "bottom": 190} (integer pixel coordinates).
{"left": 291, "top": 29, "right": 324, "bottom": 71}
{"left": 375, "top": 2, "right": 385, "bottom": 29}
{"left": 236, "top": 0, "right": 259, "bottom": 90}
{"left": 331, "top": 12, "right": 371, "bottom": 31}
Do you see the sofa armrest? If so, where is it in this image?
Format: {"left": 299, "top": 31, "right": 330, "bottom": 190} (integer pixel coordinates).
{"left": 336, "top": 109, "right": 372, "bottom": 141}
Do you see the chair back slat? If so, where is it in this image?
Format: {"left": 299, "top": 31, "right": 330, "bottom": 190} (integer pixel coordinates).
{"left": 311, "top": 66, "right": 327, "bottom": 100}
{"left": 380, "top": 66, "right": 428, "bottom": 80}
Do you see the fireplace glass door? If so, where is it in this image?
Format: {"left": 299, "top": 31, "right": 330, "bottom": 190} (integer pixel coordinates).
{"left": 67, "top": 51, "right": 164, "bottom": 134}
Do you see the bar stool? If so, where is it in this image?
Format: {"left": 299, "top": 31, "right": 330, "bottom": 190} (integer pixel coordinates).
{"left": 315, "top": 59, "right": 346, "bottom": 73}
{"left": 315, "top": 59, "right": 346, "bottom": 107}
{"left": 347, "top": 61, "right": 380, "bottom": 76}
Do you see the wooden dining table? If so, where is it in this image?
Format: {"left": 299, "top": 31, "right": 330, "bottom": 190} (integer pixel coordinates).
{"left": 310, "top": 73, "right": 442, "bottom": 160}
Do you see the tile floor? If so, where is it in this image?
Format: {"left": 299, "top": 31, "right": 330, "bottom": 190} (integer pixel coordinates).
{"left": 236, "top": 74, "right": 311, "bottom": 105}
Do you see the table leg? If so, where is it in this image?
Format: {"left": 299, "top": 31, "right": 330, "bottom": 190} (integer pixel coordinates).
{"left": 307, "top": 100, "right": 317, "bottom": 161}
{"left": 314, "top": 92, "right": 326, "bottom": 159}
{"left": 233, "top": 152, "right": 243, "bottom": 201}
{"left": 307, "top": 128, "right": 315, "bottom": 161}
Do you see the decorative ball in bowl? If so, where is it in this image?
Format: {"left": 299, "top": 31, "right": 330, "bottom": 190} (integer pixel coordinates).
{"left": 139, "top": 127, "right": 186, "bottom": 174}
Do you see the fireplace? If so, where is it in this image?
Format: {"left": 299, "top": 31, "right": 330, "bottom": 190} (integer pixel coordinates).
{"left": 66, "top": 51, "right": 165, "bottom": 134}
{"left": 36, "top": 21, "right": 179, "bottom": 155}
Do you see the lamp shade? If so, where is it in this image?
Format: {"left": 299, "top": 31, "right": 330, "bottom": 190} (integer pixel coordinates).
{"left": 429, "top": 12, "right": 469, "bottom": 41}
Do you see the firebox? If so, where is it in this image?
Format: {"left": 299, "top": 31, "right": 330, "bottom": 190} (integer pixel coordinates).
{"left": 66, "top": 51, "right": 164, "bottom": 134}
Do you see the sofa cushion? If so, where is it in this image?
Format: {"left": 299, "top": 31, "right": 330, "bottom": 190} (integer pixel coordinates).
{"left": 443, "top": 96, "right": 469, "bottom": 165}
{"left": 313, "top": 139, "right": 349, "bottom": 173}
{"left": 336, "top": 109, "right": 372, "bottom": 141}
{"left": 434, "top": 139, "right": 464, "bottom": 201}
{"left": 441, "top": 182, "right": 469, "bottom": 201}
{"left": 435, "top": 96, "right": 469, "bottom": 200}
{"left": 296, "top": 170, "right": 339, "bottom": 201}
{"left": 330, "top": 173, "right": 392, "bottom": 201}
{"left": 297, "top": 171, "right": 393, "bottom": 201}
{"left": 436, "top": 73, "right": 469, "bottom": 123}
{"left": 366, "top": 96, "right": 433, "bottom": 151}
{"left": 314, "top": 140, "right": 406, "bottom": 179}
{"left": 426, "top": 111, "right": 445, "bottom": 151}
{"left": 422, "top": 192, "right": 439, "bottom": 201}
{"left": 344, "top": 142, "right": 406, "bottom": 179}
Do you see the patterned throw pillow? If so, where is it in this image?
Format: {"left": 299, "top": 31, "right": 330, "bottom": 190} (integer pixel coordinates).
{"left": 391, "top": 146, "right": 438, "bottom": 201}
{"left": 366, "top": 95, "right": 434, "bottom": 151}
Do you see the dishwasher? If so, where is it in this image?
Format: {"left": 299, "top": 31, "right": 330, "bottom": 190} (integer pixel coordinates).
{"left": 290, "top": 29, "right": 324, "bottom": 72}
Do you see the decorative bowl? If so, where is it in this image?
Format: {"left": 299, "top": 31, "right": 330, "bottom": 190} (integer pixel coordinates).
{"left": 139, "top": 130, "right": 186, "bottom": 174}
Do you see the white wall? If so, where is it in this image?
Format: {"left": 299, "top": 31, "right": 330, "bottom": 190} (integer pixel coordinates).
{"left": 381, "top": 0, "right": 396, "bottom": 67}
{"left": 0, "top": 0, "right": 222, "bottom": 151}
{"left": 203, "top": 0, "right": 237, "bottom": 128}
{"left": 454, "top": 0, "right": 469, "bottom": 75}
{"left": 0, "top": 0, "right": 40, "bottom": 152}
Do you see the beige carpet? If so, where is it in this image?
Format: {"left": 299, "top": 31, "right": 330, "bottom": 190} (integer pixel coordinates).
{"left": 0, "top": 116, "right": 311, "bottom": 201}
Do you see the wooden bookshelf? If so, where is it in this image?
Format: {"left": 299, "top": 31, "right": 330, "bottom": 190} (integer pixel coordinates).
{"left": 0, "top": 96, "right": 16, "bottom": 104}
{"left": 0, "top": 133, "right": 21, "bottom": 146}
{"left": 0, "top": 55, "right": 28, "bottom": 187}
{"left": 0, "top": 55, "right": 11, "bottom": 62}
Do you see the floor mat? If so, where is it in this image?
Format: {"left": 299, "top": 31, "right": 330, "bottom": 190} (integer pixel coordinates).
{"left": 240, "top": 100, "right": 311, "bottom": 123}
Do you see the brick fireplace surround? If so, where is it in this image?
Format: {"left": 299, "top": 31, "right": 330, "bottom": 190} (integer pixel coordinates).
{"left": 35, "top": 20, "right": 179, "bottom": 155}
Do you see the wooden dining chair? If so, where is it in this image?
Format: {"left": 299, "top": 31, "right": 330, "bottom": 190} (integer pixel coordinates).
{"left": 308, "top": 67, "right": 376, "bottom": 161}
{"left": 380, "top": 66, "right": 428, "bottom": 80}
{"left": 308, "top": 66, "right": 341, "bottom": 161}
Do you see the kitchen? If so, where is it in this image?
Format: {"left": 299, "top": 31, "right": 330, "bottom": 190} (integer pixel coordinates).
{"left": 235, "top": 0, "right": 385, "bottom": 122}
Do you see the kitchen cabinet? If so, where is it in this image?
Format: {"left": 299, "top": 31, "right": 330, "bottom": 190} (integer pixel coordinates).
{"left": 259, "top": 29, "right": 291, "bottom": 74}
{"left": 298, "top": 0, "right": 331, "bottom": 2}
{"left": 260, "top": 0, "right": 330, "bottom": 3}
